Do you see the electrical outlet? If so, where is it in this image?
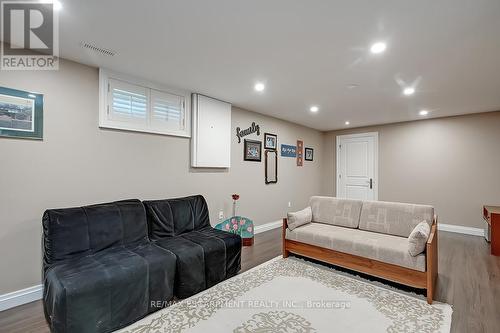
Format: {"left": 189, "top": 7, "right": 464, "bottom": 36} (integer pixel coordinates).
{"left": 218, "top": 210, "right": 224, "bottom": 221}
{"left": 288, "top": 201, "right": 291, "bottom": 208}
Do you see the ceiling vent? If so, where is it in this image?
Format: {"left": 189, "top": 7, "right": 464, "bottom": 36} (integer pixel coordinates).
{"left": 81, "top": 42, "right": 116, "bottom": 57}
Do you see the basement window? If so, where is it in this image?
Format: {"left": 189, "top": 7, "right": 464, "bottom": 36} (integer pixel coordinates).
{"left": 99, "top": 69, "right": 190, "bottom": 137}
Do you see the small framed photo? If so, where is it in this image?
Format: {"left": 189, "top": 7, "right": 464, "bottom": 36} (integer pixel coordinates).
{"left": 264, "top": 132, "right": 277, "bottom": 150}
{"left": 244, "top": 139, "right": 262, "bottom": 162}
{"left": 0, "top": 86, "right": 43, "bottom": 140}
{"left": 305, "top": 147, "right": 314, "bottom": 161}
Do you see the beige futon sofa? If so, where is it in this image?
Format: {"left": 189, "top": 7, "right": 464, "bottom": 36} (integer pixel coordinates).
{"left": 282, "top": 196, "right": 438, "bottom": 304}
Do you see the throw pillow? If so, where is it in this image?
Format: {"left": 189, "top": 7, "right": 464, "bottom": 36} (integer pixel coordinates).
{"left": 287, "top": 207, "right": 312, "bottom": 231}
{"left": 408, "top": 221, "right": 431, "bottom": 256}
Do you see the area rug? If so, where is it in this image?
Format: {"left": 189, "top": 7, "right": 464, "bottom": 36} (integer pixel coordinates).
{"left": 118, "top": 257, "right": 452, "bottom": 333}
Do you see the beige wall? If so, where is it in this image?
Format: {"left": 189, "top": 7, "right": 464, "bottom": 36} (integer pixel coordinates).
{"left": 0, "top": 59, "right": 325, "bottom": 294}
{"left": 323, "top": 112, "right": 500, "bottom": 229}
{"left": 3, "top": 56, "right": 499, "bottom": 296}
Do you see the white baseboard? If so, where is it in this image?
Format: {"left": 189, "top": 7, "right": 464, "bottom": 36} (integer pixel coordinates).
{"left": 0, "top": 284, "right": 43, "bottom": 312}
{"left": 254, "top": 220, "right": 282, "bottom": 234}
{"left": 438, "top": 223, "right": 484, "bottom": 237}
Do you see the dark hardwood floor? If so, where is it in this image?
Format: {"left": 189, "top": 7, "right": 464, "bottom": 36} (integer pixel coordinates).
{"left": 0, "top": 229, "right": 499, "bottom": 333}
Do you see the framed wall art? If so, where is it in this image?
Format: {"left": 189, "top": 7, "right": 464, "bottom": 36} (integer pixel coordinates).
{"left": 264, "top": 132, "right": 277, "bottom": 150}
{"left": 265, "top": 149, "right": 278, "bottom": 184}
{"left": 297, "top": 140, "right": 304, "bottom": 166}
{"left": 0, "top": 86, "right": 43, "bottom": 140}
{"left": 244, "top": 139, "right": 262, "bottom": 162}
{"left": 305, "top": 147, "right": 314, "bottom": 161}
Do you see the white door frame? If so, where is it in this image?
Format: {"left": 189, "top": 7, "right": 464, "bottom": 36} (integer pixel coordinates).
{"left": 336, "top": 132, "right": 379, "bottom": 200}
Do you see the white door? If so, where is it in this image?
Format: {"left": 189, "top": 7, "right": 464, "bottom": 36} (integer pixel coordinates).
{"left": 336, "top": 132, "right": 378, "bottom": 200}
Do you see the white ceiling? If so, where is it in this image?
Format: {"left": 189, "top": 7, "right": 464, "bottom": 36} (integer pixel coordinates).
{"left": 58, "top": 0, "right": 500, "bottom": 131}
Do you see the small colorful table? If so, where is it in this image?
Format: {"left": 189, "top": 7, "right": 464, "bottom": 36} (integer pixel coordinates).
{"left": 215, "top": 216, "right": 254, "bottom": 246}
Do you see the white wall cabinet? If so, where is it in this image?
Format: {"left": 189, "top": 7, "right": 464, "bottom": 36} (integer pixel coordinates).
{"left": 191, "top": 94, "right": 231, "bottom": 168}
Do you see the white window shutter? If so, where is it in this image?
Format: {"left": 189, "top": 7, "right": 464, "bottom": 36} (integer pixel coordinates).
{"left": 108, "top": 79, "right": 148, "bottom": 123}
{"left": 150, "top": 89, "right": 185, "bottom": 131}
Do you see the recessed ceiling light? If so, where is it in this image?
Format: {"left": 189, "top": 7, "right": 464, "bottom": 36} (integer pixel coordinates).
{"left": 370, "top": 42, "right": 387, "bottom": 54}
{"left": 345, "top": 121, "right": 350, "bottom": 125}
{"left": 310, "top": 106, "right": 319, "bottom": 113}
{"left": 347, "top": 84, "right": 359, "bottom": 89}
{"left": 419, "top": 110, "right": 429, "bottom": 116}
{"left": 403, "top": 87, "right": 415, "bottom": 96}
{"left": 254, "top": 82, "right": 265, "bottom": 92}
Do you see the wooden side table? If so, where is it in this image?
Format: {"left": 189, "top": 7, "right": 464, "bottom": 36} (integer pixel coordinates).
{"left": 483, "top": 206, "right": 500, "bottom": 256}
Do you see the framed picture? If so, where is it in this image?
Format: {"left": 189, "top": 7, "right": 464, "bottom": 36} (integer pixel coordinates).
{"left": 305, "top": 147, "right": 314, "bottom": 161}
{"left": 0, "top": 86, "right": 43, "bottom": 140}
{"left": 297, "top": 140, "right": 303, "bottom": 166}
{"left": 264, "top": 132, "right": 277, "bottom": 150}
{"left": 244, "top": 139, "right": 262, "bottom": 162}
{"left": 265, "top": 150, "right": 278, "bottom": 184}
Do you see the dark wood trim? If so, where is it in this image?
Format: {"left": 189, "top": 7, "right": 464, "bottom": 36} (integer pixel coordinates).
{"left": 282, "top": 217, "right": 438, "bottom": 304}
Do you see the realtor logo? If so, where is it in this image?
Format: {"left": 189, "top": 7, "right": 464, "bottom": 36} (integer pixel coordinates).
{"left": 1, "top": 1, "right": 59, "bottom": 70}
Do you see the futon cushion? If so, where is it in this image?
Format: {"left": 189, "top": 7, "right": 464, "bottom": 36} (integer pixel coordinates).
{"left": 43, "top": 243, "right": 176, "bottom": 333}
{"left": 309, "top": 196, "right": 363, "bottom": 228}
{"left": 359, "top": 200, "right": 434, "bottom": 237}
{"left": 144, "top": 195, "right": 210, "bottom": 239}
{"left": 181, "top": 231, "right": 227, "bottom": 289}
{"left": 286, "top": 223, "right": 426, "bottom": 272}
{"left": 408, "top": 221, "right": 431, "bottom": 256}
{"left": 42, "top": 199, "right": 147, "bottom": 267}
{"left": 154, "top": 228, "right": 242, "bottom": 298}
{"left": 154, "top": 236, "right": 206, "bottom": 298}
{"left": 287, "top": 206, "right": 312, "bottom": 231}
{"left": 197, "top": 227, "right": 242, "bottom": 278}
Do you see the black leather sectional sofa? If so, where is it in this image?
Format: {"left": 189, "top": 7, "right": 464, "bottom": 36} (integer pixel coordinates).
{"left": 42, "top": 195, "right": 241, "bottom": 333}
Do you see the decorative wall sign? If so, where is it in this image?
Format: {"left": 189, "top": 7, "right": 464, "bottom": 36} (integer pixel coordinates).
{"left": 0, "top": 86, "right": 43, "bottom": 140}
{"left": 236, "top": 122, "right": 260, "bottom": 143}
{"left": 305, "top": 147, "right": 314, "bottom": 161}
{"left": 297, "top": 140, "right": 304, "bottom": 166}
{"left": 264, "top": 132, "right": 277, "bottom": 150}
{"left": 244, "top": 139, "right": 262, "bottom": 161}
{"left": 280, "top": 144, "right": 296, "bottom": 157}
